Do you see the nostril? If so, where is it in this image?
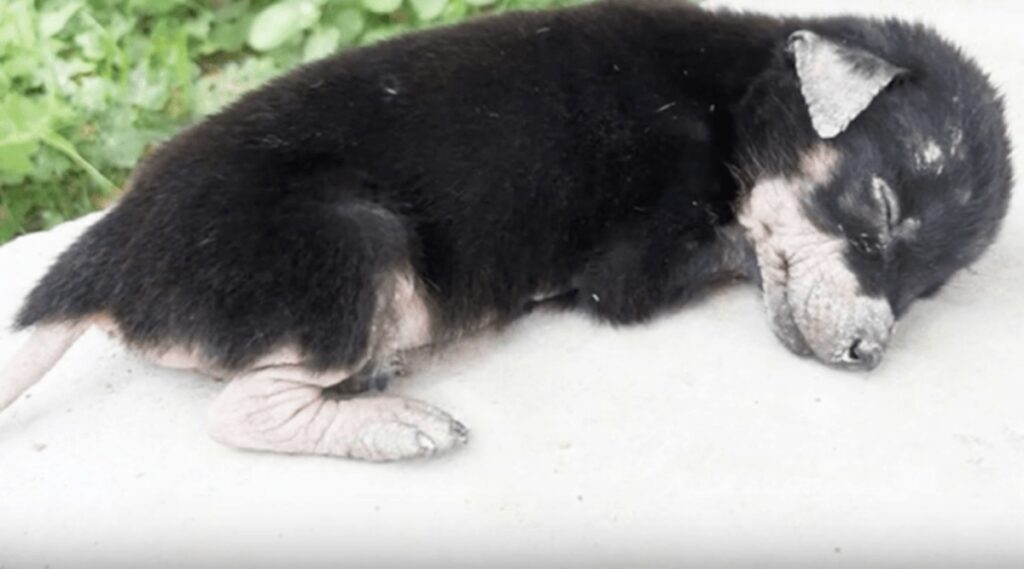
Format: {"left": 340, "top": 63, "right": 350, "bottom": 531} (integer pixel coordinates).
{"left": 847, "top": 338, "right": 863, "bottom": 362}
{"left": 844, "top": 338, "right": 883, "bottom": 370}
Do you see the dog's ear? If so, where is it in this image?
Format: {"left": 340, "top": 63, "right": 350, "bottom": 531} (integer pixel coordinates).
{"left": 788, "top": 30, "right": 906, "bottom": 139}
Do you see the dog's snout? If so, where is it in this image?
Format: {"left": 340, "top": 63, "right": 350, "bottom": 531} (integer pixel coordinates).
{"left": 841, "top": 337, "right": 884, "bottom": 370}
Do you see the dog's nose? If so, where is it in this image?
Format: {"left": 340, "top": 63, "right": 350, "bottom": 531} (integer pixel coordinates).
{"left": 844, "top": 338, "right": 884, "bottom": 370}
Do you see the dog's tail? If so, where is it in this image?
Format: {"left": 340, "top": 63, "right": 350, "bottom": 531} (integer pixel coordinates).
{"left": 2, "top": 211, "right": 120, "bottom": 414}
{"left": 0, "top": 322, "right": 88, "bottom": 413}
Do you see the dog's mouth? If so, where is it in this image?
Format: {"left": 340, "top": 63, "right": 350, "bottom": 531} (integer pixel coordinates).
{"left": 765, "top": 287, "right": 813, "bottom": 357}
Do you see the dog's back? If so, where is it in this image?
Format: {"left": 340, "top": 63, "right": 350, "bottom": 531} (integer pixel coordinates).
{"left": 13, "top": 1, "right": 776, "bottom": 371}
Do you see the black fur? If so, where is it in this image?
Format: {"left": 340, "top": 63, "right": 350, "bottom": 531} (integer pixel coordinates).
{"left": 734, "top": 17, "right": 1013, "bottom": 317}
{"left": 15, "top": 0, "right": 1012, "bottom": 372}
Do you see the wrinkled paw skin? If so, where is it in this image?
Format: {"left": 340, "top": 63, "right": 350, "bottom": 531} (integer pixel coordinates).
{"left": 207, "top": 372, "right": 468, "bottom": 462}
{"left": 345, "top": 398, "right": 470, "bottom": 462}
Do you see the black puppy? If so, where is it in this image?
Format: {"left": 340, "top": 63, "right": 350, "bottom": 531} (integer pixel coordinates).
{"left": 1, "top": 0, "right": 1012, "bottom": 460}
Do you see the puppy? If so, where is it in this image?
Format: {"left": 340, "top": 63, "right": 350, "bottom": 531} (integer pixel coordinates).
{"left": 1, "top": 0, "right": 1012, "bottom": 461}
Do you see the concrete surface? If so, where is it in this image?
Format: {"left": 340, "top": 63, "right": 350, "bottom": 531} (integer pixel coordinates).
{"left": 1, "top": 1, "right": 1023, "bottom": 567}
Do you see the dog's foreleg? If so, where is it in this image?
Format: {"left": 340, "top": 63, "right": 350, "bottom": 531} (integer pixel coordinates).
{"left": 0, "top": 322, "right": 88, "bottom": 413}
{"left": 207, "top": 364, "right": 468, "bottom": 461}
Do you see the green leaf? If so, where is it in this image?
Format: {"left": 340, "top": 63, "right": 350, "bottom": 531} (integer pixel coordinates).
{"left": 465, "top": 0, "right": 497, "bottom": 5}
{"left": 182, "top": 11, "right": 213, "bottom": 39}
{"left": 361, "top": 0, "right": 403, "bottom": 15}
{"left": 441, "top": 0, "right": 468, "bottom": 22}
{"left": 71, "top": 76, "right": 109, "bottom": 111}
{"left": 410, "top": 0, "right": 447, "bottom": 20}
{"left": 205, "top": 18, "right": 251, "bottom": 54}
{"left": 40, "top": 209, "right": 66, "bottom": 228}
{"left": 0, "top": 211, "right": 17, "bottom": 243}
{"left": 32, "top": 143, "right": 73, "bottom": 179}
{"left": 333, "top": 8, "right": 366, "bottom": 44}
{"left": 0, "top": 93, "right": 51, "bottom": 137}
{"left": 40, "top": 131, "right": 117, "bottom": 194}
{"left": 126, "top": 0, "right": 190, "bottom": 16}
{"left": 73, "top": 29, "right": 106, "bottom": 61}
{"left": 52, "top": 57, "right": 97, "bottom": 94}
{"left": 194, "top": 58, "right": 281, "bottom": 116}
{"left": 201, "top": 1, "right": 255, "bottom": 54}
{"left": 3, "top": 187, "right": 33, "bottom": 222}
{"left": 126, "top": 65, "right": 171, "bottom": 110}
{"left": 96, "top": 116, "right": 161, "bottom": 169}
{"left": 0, "top": 139, "right": 38, "bottom": 177}
{"left": 0, "top": 1, "right": 36, "bottom": 51}
{"left": 39, "top": 2, "right": 82, "bottom": 38}
{"left": 303, "top": 27, "right": 340, "bottom": 62}
{"left": 361, "top": 24, "right": 410, "bottom": 44}
{"left": 248, "top": 0, "right": 320, "bottom": 52}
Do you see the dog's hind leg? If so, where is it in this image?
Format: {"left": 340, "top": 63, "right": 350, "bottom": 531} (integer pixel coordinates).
{"left": 206, "top": 362, "right": 468, "bottom": 461}
{"left": 206, "top": 266, "right": 466, "bottom": 461}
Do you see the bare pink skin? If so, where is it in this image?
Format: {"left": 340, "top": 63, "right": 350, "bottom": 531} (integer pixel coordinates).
{"left": 207, "top": 363, "right": 467, "bottom": 461}
{"left": 737, "top": 144, "right": 894, "bottom": 366}
{"left": 0, "top": 323, "right": 87, "bottom": 412}
{"left": 1, "top": 269, "right": 469, "bottom": 462}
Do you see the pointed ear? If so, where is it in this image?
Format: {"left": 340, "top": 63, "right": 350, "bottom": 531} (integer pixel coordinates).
{"left": 788, "top": 30, "right": 906, "bottom": 139}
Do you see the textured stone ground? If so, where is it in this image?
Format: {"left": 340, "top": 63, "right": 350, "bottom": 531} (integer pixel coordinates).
{"left": 2, "top": 1, "right": 1022, "bottom": 567}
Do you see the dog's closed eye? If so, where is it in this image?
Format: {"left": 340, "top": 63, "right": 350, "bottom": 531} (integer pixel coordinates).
{"left": 840, "top": 176, "right": 903, "bottom": 256}
{"left": 869, "top": 175, "right": 923, "bottom": 244}
{"left": 870, "top": 175, "right": 901, "bottom": 234}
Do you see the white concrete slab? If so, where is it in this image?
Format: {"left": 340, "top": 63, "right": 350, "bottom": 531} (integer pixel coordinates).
{"left": 2, "top": 1, "right": 1023, "bottom": 567}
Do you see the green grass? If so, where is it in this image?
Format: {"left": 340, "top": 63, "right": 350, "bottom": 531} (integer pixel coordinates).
{"left": 0, "top": 0, "right": 586, "bottom": 244}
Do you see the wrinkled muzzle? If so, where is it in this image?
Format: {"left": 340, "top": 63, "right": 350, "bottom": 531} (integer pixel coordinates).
{"left": 767, "top": 251, "right": 895, "bottom": 370}
{"left": 738, "top": 169, "right": 897, "bottom": 371}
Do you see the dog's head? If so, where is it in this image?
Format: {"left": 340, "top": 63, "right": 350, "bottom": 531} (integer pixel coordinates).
{"left": 734, "top": 20, "right": 1012, "bottom": 369}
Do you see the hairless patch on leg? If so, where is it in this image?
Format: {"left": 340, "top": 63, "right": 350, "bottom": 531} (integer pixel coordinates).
{"left": 206, "top": 363, "right": 467, "bottom": 460}
{"left": 204, "top": 267, "right": 466, "bottom": 460}
{"left": 0, "top": 322, "right": 88, "bottom": 412}
{"left": 86, "top": 266, "right": 463, "bottom": 460}
{"left": 371, "top": 268, "right": 434, "bottom": 356}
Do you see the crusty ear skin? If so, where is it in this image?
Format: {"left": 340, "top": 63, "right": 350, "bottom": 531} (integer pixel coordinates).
{"left": 788, "top": 30, "right": 906, "bottom": 139}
